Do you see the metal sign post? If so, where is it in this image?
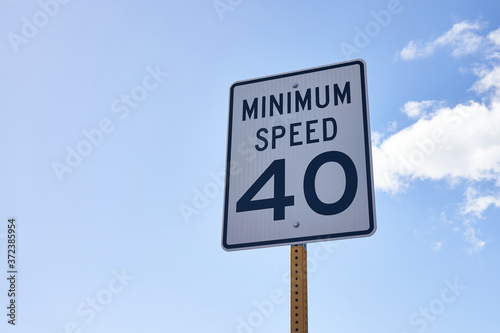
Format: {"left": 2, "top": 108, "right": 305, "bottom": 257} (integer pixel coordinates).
{"left": 291, "top": 244, "right": 308, "bottom": 333}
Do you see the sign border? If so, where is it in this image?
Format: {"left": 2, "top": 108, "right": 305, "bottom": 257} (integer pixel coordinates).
{"left": 222, "top": 59, "right": 376, "bottom": 251}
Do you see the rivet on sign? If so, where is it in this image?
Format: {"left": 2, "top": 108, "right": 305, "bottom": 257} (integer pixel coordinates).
{"left": 293, "top": 221, "right": 300, "bottom": 228}
{"left": 292, "top": 83, "right": 298, "bottom": 88}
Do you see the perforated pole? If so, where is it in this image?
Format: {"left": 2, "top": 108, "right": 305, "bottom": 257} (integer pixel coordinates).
{"left": 291, "top": 244, "right": 308, "bottom": 333}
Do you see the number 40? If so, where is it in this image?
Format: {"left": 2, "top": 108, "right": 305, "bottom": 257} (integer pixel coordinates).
{"left": 236, "top": 151, "right": 358, "bottom": 221}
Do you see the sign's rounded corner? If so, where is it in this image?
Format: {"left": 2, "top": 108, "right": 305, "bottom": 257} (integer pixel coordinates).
{"left": 221, "top": 238, "right": 234, "bottom": 252}
{"left": 229, "top": 80, "right": 246, "bottom": 92}
{"left": 365, "top": 221, "right": 377, "bottom": 237}
{"left": 350, "top": 58, "right": 367, "bottom": 67}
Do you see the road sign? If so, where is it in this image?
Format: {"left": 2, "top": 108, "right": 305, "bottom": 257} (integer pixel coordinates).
{"left": 222, "top": 60, "right": 376, "bottom": 251}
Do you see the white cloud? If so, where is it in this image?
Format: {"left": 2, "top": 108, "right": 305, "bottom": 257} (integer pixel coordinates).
{"left": 435, "top": 21, "right": 485, "bottom": 57}
{"left": 471, "top": 65, "right": 500, "bottom": 98}
{"left": 454, "top": 187, "right": 499, "bottom": 254}
{"left": 399, "top": 40, "right": 435, "bottom": 61}
{"left": 461, "top": 187, "right": 500, "bottom": 218}
{"left": 371, "top": 131, "right": 384, "bottom": 146}
{"left": 400, "top": 100, "right": 443, "bottom": 119}
{"left": 399, "top": 20, "right": 486, "bottom": 60}
{"left": 372, "top": 121, "right": 398, "bottom": 146}
{"left": 489, "top": 27, "right": 500, "bottom": 44}
{"left": 432, "top": 241, "right": 443, "bottom": 252}
{"left": 373, "top": 97, "right": 500, "bottom": 193}
{"left": 463, "top": 222, "right": 488, "bottom": 255}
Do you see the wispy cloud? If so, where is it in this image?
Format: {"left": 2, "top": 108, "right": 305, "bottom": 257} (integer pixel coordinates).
{"left": 453, "top": 187, "right": 500, "bottom": 254}
{"left": 400, "top": 100, "right": 445, "bottom": 119}
{"left": 432, "top": 241, "right": 443, "bottom": 252}
{"left": 461, "top": 187, "right": 500, "bottom": 218}
{"left": 463, "top": 221, "right": 488, "bottom": 255}
{"left": 398, "top": 20, "right": 487, "bottom": 60}
{"left": 471, "top": 64, "right": 500, "bottom": 99}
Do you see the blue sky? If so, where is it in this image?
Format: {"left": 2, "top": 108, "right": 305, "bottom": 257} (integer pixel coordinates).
{"left": 1, "top": 0, "right": 500, "bottom": 332}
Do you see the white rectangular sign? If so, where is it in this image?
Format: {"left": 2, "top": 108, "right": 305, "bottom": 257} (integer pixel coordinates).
{"left": 222, "top": 60, "right": 376, "bottom": 251}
